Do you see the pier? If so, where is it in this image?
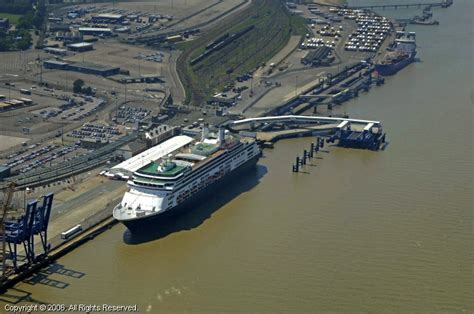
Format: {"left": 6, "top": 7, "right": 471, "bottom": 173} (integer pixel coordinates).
{"left": 0, "top": 178, "right": 121, "bottom": 291}
{"left": 229, "top": 115, "right": 386, "bottom": 150}
{"left": 327, "top": 121, "right": 386, "bottom": 150}
{"left": 228, "top": 115, "right": 382, "bottom": 129}
{"left": 253, "top": 61, "right": 384, "bottom": 118}
{"left": 292, "top": 138, "right": 325, "bottom": 173}
{"left": 348, "top": 0, "right": 453, "bottom": 10}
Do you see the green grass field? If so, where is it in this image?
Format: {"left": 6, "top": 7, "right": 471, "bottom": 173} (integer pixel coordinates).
{"left": 177, "top": 0, "right": 307, "bottom": 106}
{"left": 0, "top": 13, "right": 22, "bottom": 25}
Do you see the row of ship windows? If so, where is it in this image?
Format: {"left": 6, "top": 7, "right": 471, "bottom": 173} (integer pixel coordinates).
{"left": 136, "top": 150, "right": 253, "bottom": 190}
{"left": 169, "top": 147, "right": 255, "bottom": 205}
{"left": 145, "top": 145, "right": 252, "bottom": 192}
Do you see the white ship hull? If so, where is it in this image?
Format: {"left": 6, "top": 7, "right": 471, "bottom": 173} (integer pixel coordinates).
{"left": 114, "top": 154, "right": 260, "bottom": 232}
{"left": 113, "top": 136, "right": 261, "bottom": 232}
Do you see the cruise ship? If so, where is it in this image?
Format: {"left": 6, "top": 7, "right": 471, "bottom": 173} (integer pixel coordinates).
{"left": 113, "top": 126, "right": 261, "bottom": 232}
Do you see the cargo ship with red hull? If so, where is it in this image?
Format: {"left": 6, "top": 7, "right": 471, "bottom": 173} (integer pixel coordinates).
{"left": 375, "top": 32, "right": 416, "bottom": 76}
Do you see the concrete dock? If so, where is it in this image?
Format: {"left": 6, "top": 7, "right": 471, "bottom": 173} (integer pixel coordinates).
{"left": 256, "top": 124, "right": 339, "bottom": 142}
{"left": 0, "top": 173, "right": 126, "bottom": 291}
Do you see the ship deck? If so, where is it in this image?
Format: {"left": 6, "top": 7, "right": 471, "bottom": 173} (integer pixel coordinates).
{"left": 137, "top": 162, "right": 187, "bottom": 176}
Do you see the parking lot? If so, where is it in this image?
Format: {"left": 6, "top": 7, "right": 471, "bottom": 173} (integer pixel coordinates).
{"left": 66, "top": 123, "right": 122, "bottom": 141}
{"left": 0, "top": 142, "right": 87, "bottom": 175}
{"left": 113, "top": 106, "right": 151, "bottom": 125}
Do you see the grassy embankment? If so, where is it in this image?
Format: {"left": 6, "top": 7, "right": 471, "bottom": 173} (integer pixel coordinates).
{"left": 0, "top": 13, "right": 21, "bottom": 24}
{"left": 177, "top": 0, "right": 307, "bottom": 106}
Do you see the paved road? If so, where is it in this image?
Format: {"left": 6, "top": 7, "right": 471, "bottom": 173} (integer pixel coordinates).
{"left": 167, "top": 51, "right": 186, "bottom": 104}
{"left": 51, "top": 180, "right": 124, "bottom": 219}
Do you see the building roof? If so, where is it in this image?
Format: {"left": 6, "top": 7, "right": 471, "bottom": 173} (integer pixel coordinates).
{"left": 68, "top": 42, "right": 93, "bottom": 48}
{"left": 68, "top": 61, "right": 119, "bottom": 72}
{"left": 111, "top": 135, "right": 193, "bottom": 174}
{"left": 119, "top": 140, "right": 147, "bottom": 154}
{"left": 44, "top": 59, "right": 69, "bottom": 66}
{"left": 95, "top": 13, "right": 123, "bottom": 19}
{"left": 44, "top": 47, "right": 68, "bottom": 53}
{"left": 78, "top": 27, "right": 112, "bottom": 32}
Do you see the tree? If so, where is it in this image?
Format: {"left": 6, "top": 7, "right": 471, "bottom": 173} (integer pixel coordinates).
{"left": 83, "top": 86, "right": 93, "bottom": 96}
{"left": 73, "top": 79, "right": 85, "bottom": 93}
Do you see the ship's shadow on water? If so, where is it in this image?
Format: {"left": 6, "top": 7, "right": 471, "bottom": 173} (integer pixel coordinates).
{"left": 122, "top": 164, "right": 268, "bottom": 245}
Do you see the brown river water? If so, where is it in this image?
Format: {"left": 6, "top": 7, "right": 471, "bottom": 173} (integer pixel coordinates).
{"left": 1, "top": 0, "right": 472, "bottom": 312}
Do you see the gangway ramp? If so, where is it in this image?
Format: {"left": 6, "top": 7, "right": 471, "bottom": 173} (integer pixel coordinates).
{"left": 337, "top": 120, "right": 350, "bottom": 129}
{"left": 364, "top": 123, "right": 375, "bottom": 132}
{"left": 228, "top": 115, "right": 381, "bottom": 128}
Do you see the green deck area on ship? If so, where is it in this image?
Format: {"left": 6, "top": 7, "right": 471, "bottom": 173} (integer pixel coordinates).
{"left": 137, "top": 162, "right": 187, "bottom": 177}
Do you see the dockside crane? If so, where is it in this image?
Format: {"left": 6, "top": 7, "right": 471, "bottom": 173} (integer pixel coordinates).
{"left": 0, "top": 182, "right": 16, "bottom": 280}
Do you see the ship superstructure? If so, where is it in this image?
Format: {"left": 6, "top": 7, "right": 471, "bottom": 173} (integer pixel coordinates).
{"left": 113, "top": 126, "right": 260, "bottom": 232}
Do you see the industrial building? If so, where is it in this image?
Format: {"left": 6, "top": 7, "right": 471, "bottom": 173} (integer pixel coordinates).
{"left": 166, "top": 35, "right": 183, "bottom": 43}
{"left": 80, "top": 138, "right": 110, "bottom": 149}
{"left": 44, "top": 47, "right": 69, "bottom": 56}
{"left": 117, "top": 74, "right": 164, "bottom": 84}
{"left": 43, "top": 59, "right": 120, "bottom": 76}
{"left": 68, "top": 62, "right": 120, "bottom": 76}
{"left": 0, "top": 18, "right": 9, "bottom": 29}
{"left": 67, "top": 42, "right": 94, "bottom": 52}
{"left": 91, "top": 14, "right": 125, "bottom": 24}
{"left": 0, "top": 99, "right": 29, "bottom": 112}
{"left": 43, "top": 60, "right": 69, "bottom": 70}
{"left": 54, "top": 31, "right": 83, "bottom": 43}
{"left": 115, "top": 26, "right": 131, "bottom": 33}
{"left": 116, "top": 141, "right": 147, "bottom": 160}
{"left": 49, "top": 23, "right": 70, "bottom": 32}
{"left": 0, "top": 102, "right": 13, "bottom": 112}
{"left": 78, "top": 27, "right": 113, "bottom": 36}
{"left": 301, "top": 46, "right": 333, "bottom": 66}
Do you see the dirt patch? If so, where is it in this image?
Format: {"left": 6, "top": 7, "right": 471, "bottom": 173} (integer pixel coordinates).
{"left": 0, "top": 134, "right": 29, "bottom": 151}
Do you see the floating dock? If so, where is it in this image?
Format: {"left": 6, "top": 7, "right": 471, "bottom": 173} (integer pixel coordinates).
{"left": 327, "top": 121, "right": 386, "bottom": 150}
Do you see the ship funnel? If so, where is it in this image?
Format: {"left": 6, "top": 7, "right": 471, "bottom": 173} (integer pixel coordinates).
{"left": 218, "top": 126, "right": 226, "bottom": 145}
{"left": 201, "top": 123, "right": 209, "bottom": 141}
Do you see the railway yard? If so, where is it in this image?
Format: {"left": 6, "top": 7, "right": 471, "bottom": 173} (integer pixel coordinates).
{"left": 0, "top": 0, "right": 455, "bottom": 288}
